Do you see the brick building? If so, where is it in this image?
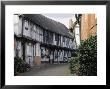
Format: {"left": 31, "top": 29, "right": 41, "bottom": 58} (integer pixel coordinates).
{"left": 80, "top": 14, "right": 97, "bottom": 40}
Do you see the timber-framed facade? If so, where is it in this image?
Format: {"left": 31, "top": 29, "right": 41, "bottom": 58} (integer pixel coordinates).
{"left": 14, "top": 14, "right": 76, "bottom": 66}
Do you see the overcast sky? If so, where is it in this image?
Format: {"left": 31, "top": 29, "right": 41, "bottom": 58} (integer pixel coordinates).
{"left": 43, "top": 14, "right": 76, "bottom": 28}
{"left": 43, "top": 14, "right": 74, "bottom": 19}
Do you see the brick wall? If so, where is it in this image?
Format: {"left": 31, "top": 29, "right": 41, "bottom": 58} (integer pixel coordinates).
{"left": 80, "top": 14, "right": 97, "bottom": 41}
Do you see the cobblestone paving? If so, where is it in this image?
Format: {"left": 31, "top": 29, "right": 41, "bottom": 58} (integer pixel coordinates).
{"left": 18, "top": 63, "right": 73, "bottom": 76}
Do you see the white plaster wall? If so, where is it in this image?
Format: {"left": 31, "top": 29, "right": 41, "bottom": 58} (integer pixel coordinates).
{"left": 61, "top": 36, "right": 63, "bottom": 47}
{"left": 14, "top": 15, "right": 22, "bottom": 36}
{"left": 53, "top": 33, "right": 56, "bottom": 45}
{"left": 39, "top": 28, "right": 43, "bottom": 42}
{"left": 23, "top": 20, "right": 30, "bottom": 37}
{"left": 36, "top": 26, "right": 39, "bottom": 41}
{"left": 16, "top": 41, "right": 22, "bottom": 58}
{"left": 30, "top": 24, "right": 36, "bottom": 40}
{"left": 25, "top": 43, "right": 34, "bottom": 66}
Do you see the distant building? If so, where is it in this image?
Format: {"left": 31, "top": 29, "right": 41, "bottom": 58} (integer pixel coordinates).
{"left": 80, "top": 14, "right": 97, "bottom": 40}
{"left": 68, "top": 14, "right": 97, "bottom": 47}
{"left": 69, "top": 17, "right": 80, "bottom": 47}
{"left": 69, "top": 19, "right": 74, "bottom": 30}
{"left": 14, "top": 14, "right": 76, "bottom": 66}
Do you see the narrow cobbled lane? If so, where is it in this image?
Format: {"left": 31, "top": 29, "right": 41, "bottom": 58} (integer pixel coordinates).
{"left": 18, "top": 64, "right": 73, "bottom": 76}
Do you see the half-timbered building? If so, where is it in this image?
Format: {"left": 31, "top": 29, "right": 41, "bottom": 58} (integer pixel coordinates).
{"left": 14, "top": 14, "right": 76, "bottom": 66}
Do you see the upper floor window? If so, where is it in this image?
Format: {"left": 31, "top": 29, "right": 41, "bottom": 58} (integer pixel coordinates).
{"left": 30, "top": 22, "right": 34, "bottom": 31}
{"left": 24, "top": 20, "right": 29, "bottom": 30}
{"left": 25, "top": 27, "right": 28, "bottom": 30}
{"left": 49, "top": 32, "right": 53, "bottom": 42}
{"left": 33, "top": 25, "right": 37, "bottom": 33}
{"left": 63, "top": 37, "right": 65, "bottom": 42}
{"left": 43, "top": 30, "right": 48, "bottom": 37}
{"left": 55, "top": 34, "right": 58, "bottom": 41}
{"left": 39, "top": 28, "right": 43, "bottom": 36}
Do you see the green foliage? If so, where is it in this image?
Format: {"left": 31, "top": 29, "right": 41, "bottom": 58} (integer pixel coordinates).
{"left": 79, "top": 35, "right": 97, "bottom": 76}
{"left": 71, "top": 49, "right": 78, "bottom": 57}
{"left": 14, "top": 57, "right": 30, "bottom": 75}
{"left": 69, "top": 35, "right": 97, "bottom": 76}
{"left": 69, "top": 57, "right": 80, "bottom": 75}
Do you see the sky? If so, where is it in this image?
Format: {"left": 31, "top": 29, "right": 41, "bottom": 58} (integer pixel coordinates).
{"left": 43, "top": 14, "right": 80, "bottom": 45}
{"left": 43, "top": 14, "right": 76, "bottom": 29}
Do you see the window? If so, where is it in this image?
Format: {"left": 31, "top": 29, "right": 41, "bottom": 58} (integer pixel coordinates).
{"left": 25, "top": 27, "right": 28, "bottom": 30}
{"left": 24, "top": 20, "right": 28, "bottom": 30}
{"left": 49, "top": 32, "right": 53, "bottom": 44}
{"left": 45, "top": 48, "right": 50, "bottom": 58}
{"left": 55, "top": 50, "right": 58, "bottom": 59}
{"left": 59, "top": 35, "right": 61, "bottom": 46}
{"left": 30, "top": 22, "right": 33, "bottom": 31}
{"left": 55, "top": 34, "right": 58, "bottom": 41}
{"left": 30, "top": 23, "right": 36, "bottom": 39}
{"left": 55, "top": 34, "right": 59, "bottom": 45}
{"left": 43, "top": 30, "right": 47, "bottom": 42}
{"left": 39, "top": 29, "right": 43, "bottom": 36}
{"left": 63, "top": 36, "right": 65, "bottom": 42}
{"left": 41, "top": 47, "right": 45, "bottom": 58}
{"left": 66, "top": 38, "right": 69, "bottom": 47}
{"left": 46, "top": 31, "right": 49, "bottom": 43}
{"left": 26, "top": 43, "right": 33, "bottom": 56}
{"left": 39, "top": 28, "right": 43, "bottom": 42}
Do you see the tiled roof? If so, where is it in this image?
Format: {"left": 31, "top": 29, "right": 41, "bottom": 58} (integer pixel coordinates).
{"left": 23, "top": 14, "right": 74, "bottom": 39}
